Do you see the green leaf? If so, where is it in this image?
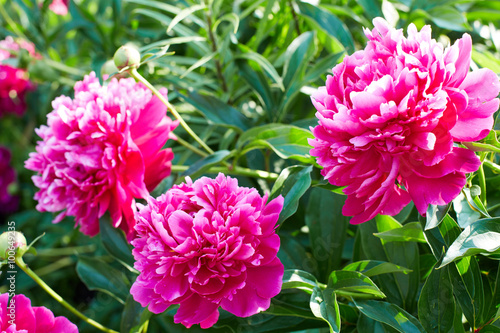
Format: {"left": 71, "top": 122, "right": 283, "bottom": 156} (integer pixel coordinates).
{"left": 305, "top": 188, "right": 348, "bottom": 280}
{"left": 179, "top": 91, "right": 249, "bottom": 131}
{"left": 99, "top": 217, "right": 136, "bottom": 272}
{"left": 181, "top": 150, "right": 231, "bottom": 178}
{"left": 213, "top": 13, "right": 239, "bottom": 34}
{"left": 328, "top": 271, "right": 385, "bottom": 299}
{"left": 310, "top": 288, "right": 341, "bottom": 333}
{"left": 354, "top": 300, "right": 426, "bottom": 333}
{"left": 237, "top": 60, "right": 275, "bottom": 117}
{"left": 76, "top": 256, "right": 130, "bottom": 304}
{"left": 440, "top": 218, "right": 500, "bottom": 267}
{"left": 453, "top": 191, "right": 482, "bottom": 228}
{"left": 302, "top": 51, "right": 344, "bottom": 83}
{"left": 425, "top": 204, "right": 451, "bottom": 230}
{"left": 356, "top": 0, "right": 383, "bottom": 20}
{"left": 343, "top": 260, "right": 412, "bottom": 277}
{"left": 282, "top": 31, "right": 316, "bottom": 88}
{"left": 236, "top": 44, "right": 284, "bottom": 91}
{"left": 121, "top": 295, "right": 153, "bottom": 333}
{"left": 449, "top": 257, "right": 484, "bottom": 329}
{"left": 479, "top": 326, "right": 500, "bottom": 333}
{"left": 426, "top": 6, "right": 469, "bottom": 31}
{"left": 296, "top": 2, "right": 355, "bottom": 54}
{"left": 282, "top": 269, "right": 319, "bottom": 292}
{"left": 139, "top": 36, "right": 207, "bottom": 52}
{"left": 418, "top": 265, "right": 455, "bottom": 333}
{"left": 472, "top": 49, "right": 500, "bottom": 74}
{"left": 270, "top": 165, "right": 313, "bottom": 226}
{"left": 180, "top": 51, "right": 217, "bottom": 78}
{"left": 265, "top": 298, "right": 318, "bottom": 319}
{"left": 237, "top": 124, "right": 315, "bottom": 163}
{"left": 167, "top": 3, "right": 206, "bottom": 33}
{"left": 374, "top": 222, "right": 426, "bottom": 243}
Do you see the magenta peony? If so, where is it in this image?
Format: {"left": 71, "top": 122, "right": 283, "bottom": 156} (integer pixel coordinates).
{"left": 25, "top": 72, "right": 178, "bottom": 240}
{"left": 309, "top": 18, "right": 500, "bottom": 224}
{"left": 130, "top": 173, "right": 284, "bottom": 328}
{"left": 0, "top": 36, "right": 37, "bottom": 117}
{"left": 0, "top": 293, "right": 78, "bottom": 332}
{"left": 0, "top": 147, "right": 19, "bottom": 213}
{"left": 48, "top": 0, "right": 69, "bottom": 15}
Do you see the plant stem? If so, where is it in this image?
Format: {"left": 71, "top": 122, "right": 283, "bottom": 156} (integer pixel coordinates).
{"left": 478, "top": 154, "right": 487, "bottom": 206}
{"left": 483, "top": 159, "right": 500, "bottom": 173}
{"left": 205, "top": 13, "right": 228, "bottom": 93}
{"left": 176, "top": 136, "right": 208, "bottom": 157}
{"left": 15, "top": 257, "right": 119, "bottom": 333}
{"left": 129, "top": 68, "right": 214, "bottom": 155}
{"left": 289, "top": 0, "right": 301, "bottom": 35}
{"left": 170, "top": 164, "right": 279, "bottom": 180}
{"left": 466, "top": 142, "right": 500, "bottom": 154}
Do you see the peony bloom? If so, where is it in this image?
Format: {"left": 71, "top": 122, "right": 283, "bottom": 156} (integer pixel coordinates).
{"left": 25, "top": 72, "right": 178, "bottom": 240}
{"left": 0, "top": 293, "right": 78, "bottom": 332}
{"left": 0, "top": 36, "right": 37, "bottom": 117}
{"left": 48, "top": 0, "right": 69, "bottom": 15}
{"left": 309, "top": 18, "right": 500, "bottom": 224}
{"left": 130, "top": 173, "right": 284, "bottom": 328}
{"left": 0, "top": 146, "right": 19, "bottom": 214}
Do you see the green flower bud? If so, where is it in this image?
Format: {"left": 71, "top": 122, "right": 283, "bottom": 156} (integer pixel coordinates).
{"left": 101, "top": 59, "right": 119, "bottom": 78}
{"left": 113, "top": 45, "right": 141, "bottom": 71}
{"left": 0, "top": 231, "right": 27, "bottom": 261}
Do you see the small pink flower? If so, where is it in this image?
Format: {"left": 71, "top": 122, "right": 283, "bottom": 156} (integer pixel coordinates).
{"left": 0, "top": 293, "right": 78, "bottom": 332}
{"left": 130, "top": 173, "right": 284, "bottom": 328}
{"left": 25, "top": 72, "right": 178, "bottom": 240}
{"left": 49, "top": 0, "right": 69, "bottom": 15}
{"left": 0, "top": 147, "right": 19, "bottom": 213}
{"left": 309, "top": 18, "right": 500, "bottom": 224}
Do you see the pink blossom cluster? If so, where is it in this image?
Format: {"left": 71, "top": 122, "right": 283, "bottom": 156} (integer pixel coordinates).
{"left": 25, "top": 72, "right": 178, "bottom": 240}
{"left": 309, "top": 18, "right": 500, "bottom": 224}
{"left": 0, "top": 37, "right": 38, "bottom": 117}
{"left": 49, "top": 0, "right": 69, "bottom": 15}
{"left": 0, "top": 293, "right": 78, "bottom": 332}
{"left": 130, "top": 173, "right": 284, "bottom": 328}
{"left": 0, "top": 147, "right": 19, "bottom": 214}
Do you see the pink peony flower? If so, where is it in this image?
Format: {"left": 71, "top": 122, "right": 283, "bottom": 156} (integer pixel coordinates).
{"left": 130, "top": 173, "right": 284, "bottom": 328}
{"left": 0, "top": 293, "right": 78, "bottom": 332}
{"left": 309, "top": 18, "right": 500, "bottom": 224}
{"left": 25, "top": 72, "right": 178, "bottom": 240}
{"left": 0, "top": 36, "right": 37, "bottom": 117}
{"left": 48, "top": 0, "right": 69, "bottom": 15}
{"left": 0, "top": 147, "right": 19, "bottom": 213}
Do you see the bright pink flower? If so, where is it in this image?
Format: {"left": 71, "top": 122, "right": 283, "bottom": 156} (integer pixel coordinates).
{"left": 0, "top": 147, "right": 19, "bottom": 213}
{"left": 0, "top": 37, "right": 37, "bottom": 117}
{"left": 25, "top": 72, "right": 178, "bottom": 240}
{"left": 0, "top": 293, "right": 78, "bottom": 332}
{"left": 49, "top": 0, "right": 69, "bottom": 15}
{"left": 309, "top": 18, "right": 500, "bottom": 224}
{"left": 130, "top": 173, "right": 284, "bottom": 328}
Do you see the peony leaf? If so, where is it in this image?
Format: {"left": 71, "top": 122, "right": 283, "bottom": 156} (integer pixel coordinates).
{"left": 354, "top": 299, "right": 426, "bottom": 333}
{"left": 180, "top": 150, "right": 231, "bottom": 178}
{"left": 418, "top": 264, "right": 455, "bottom": 333}
{"left": 282, "top": 269, "right": 319, "bottom": 292}
{"left": 343, "top": 260, "right": 412, "bottom": 277}
{"left": 237, "top": 60, "right": 276, "bottom": 116}
{"left": 121, "top": 295, "right": 153, "bottom": 333}
{"left": 99, "top": 217, "right": 136, "bottom": 273}
{"left": 282, "top": 31, "right": 316, "bottom": 89}
{"left": 236, "top": 44, "right": 284, "bottom": 91}
{"left": 374, "top": 222, "right": 426, "bottom": 243}
{"left": 237, "top": 124, "right": 315, "bottom": 164}
{"left": 425, "top": 204, "right": 451, "bottom": 230}
{"left": 166, "top": 3, "right": 206, "bottom": 33}
{"left": 306, "top": 188, "right": 348, "bottom": 280}
{"left": 310, "top": 287, "right": 341, "bottom": 333}
{"left": 328, "top": 270, "right": 385, "bottom": 299}
{"left": 270, "top": 165, "right": 313, "bottom": 226}
{"left": 76, "top": 256, "right": 130, "bottom": 304}
{"left": 440, "top": 218, "right": 500, "bottom": 267}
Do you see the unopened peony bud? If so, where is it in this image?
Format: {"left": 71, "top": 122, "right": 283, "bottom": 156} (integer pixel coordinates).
{"left": 0, "top": 231, "right": 27, "bottom": 261}
{"left": 113, "top": 45, "right": 141, "bottom": 71}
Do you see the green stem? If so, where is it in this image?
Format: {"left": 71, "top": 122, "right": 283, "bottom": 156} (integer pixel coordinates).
{"left": 170, "top": 164, "right": 279, "bottom": 180}
{"left": 0, "top": 2, "right": 27, "bottom": 40}
{"left": 15, "top": 257, "right": 119, "bottom": 333}
{"left": 483, "top": 159, "right": 500, "bottom": 173}
{"left": 44, "top": 58, "right": 86, "bottom": 76}
{"left": 466, "top": 142, "right": 500, "bottom": 154}
{"left": 478, "top": 154, "right": 487, "bottom": 206}
{"left": 176, "top": 136, "right": 208, "bottom": 157}
{"left": 129, "top": 68, "right": 214, "bottom": 155}
{"left": 36, "top": 244, "right": 96, "bottom": 257}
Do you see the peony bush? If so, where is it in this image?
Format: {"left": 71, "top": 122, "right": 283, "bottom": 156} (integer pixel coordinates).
{"left": 1, "top": 1, "right": 500, "bottom": 333}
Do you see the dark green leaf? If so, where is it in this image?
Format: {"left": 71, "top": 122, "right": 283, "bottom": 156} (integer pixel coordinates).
{"left": 354, "top": 300, "right": 426, "bottom": 333}
{"left": 282, "top": 269, "right": 319, "bottom": 292}
{"left": 343, "top": 260, "right": 412, "bottom": 277}
{"left": 282, "top": 31, "right": 316, "bottom": 88}
{"left": 237, "top": 60, "right": 275, "bottom": 117}
{"left": 99, "top": 216, "right": 135, "bottom": 272}
{"left": 374, "top": 222, "right": 426, "bottom": 243}
{"left": 76, "top": 256, "right": 130, "bottom": 304}
{"left": 310, "top": 287, "right": 341, "bottom": 333}
{"left": 418, "top": 265, "right": 455, "bottom": 333}
{"left": 328, "top": 271, "right": 385, "bottom": 299}
{"left": 440, "top": 218, "right": 500, "bottom": 267}
{"left": 181, "top": 150, "right": 231, "bottom": 178}
{"left": 270, "top": 165, "right": 313, "bottom": 226}
{"left": 425, "top": 204, "right": 451, "bottom": 230}
{"left": 121, "top": 295, "right": 153, "bottom": 333}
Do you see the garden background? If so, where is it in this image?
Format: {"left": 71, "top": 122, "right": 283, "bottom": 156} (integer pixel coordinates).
{"left": 1, "top": 0, "right": 500, "bottom": 332}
